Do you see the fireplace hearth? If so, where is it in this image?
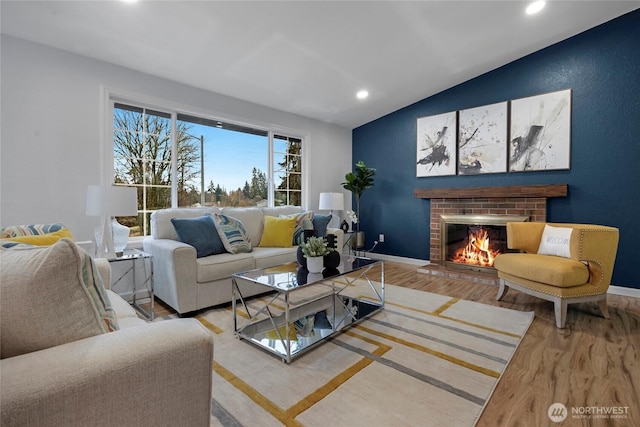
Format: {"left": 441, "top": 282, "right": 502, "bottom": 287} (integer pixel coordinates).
{"left": 440, "top": 214, "right": 529, "bottom": 272}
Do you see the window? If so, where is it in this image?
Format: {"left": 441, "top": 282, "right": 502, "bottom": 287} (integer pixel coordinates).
{"left": 176, "top": 114, "right": 269, "bottom": 209}
{"left": 113, "top": 104, "right": 172, "bottom": 237}
{"left": 274, "top": 135, "right": 302, "bottom": 206}
{"left": 112, "top": 101, "right": 304, "bottom": 236}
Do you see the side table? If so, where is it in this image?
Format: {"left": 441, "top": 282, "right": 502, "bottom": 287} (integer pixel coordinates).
{"left": 343, "top": 231, "right": 366, "bottom": 257}
{"left": 343, "top": 231, "right": 355, "bottom": 254}
{"left": 106, "top": 249, "right": 154, "bottom": 320}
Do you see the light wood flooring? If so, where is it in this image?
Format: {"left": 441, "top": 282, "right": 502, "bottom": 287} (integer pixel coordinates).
{"left": 149, "top": 261, "right": 640, "bottom": 427}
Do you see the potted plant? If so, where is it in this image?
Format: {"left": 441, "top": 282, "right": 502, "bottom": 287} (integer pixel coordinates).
{"left": 300, "top": 236, "right": 331, "bottom": 273}
{"left": 342, "top": 160, "right": 375, "bottom": 249}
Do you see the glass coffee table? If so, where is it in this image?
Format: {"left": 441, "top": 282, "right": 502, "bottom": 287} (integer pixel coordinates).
{"left": 232, "top": 255, "right": 384, "bottom": 363}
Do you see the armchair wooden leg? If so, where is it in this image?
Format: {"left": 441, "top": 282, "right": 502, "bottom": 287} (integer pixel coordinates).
{"left": 597, "top": 297, "right": 610, "bottom": 319}
{"left": 496, "top": 278, "right": 509, "bottom": 301}
{"left": 554, "top": 298, "right": 568, "bottom": 328}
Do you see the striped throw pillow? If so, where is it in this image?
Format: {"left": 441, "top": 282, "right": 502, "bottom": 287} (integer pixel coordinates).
{"left": 78, "top": 245, "right": 119, "bottom": 332}
{"left": 280, "top": 211, "right": 314, "bottom": 245}
{"left": 1, "top": 223, "right": 68, "bottom": 238}
{"left": 213, "top": 214, "right": 252, "bottom": 254}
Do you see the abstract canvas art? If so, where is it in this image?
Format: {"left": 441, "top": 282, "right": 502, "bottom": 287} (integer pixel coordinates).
{"left": 458, "top": 101, "right": 508, "bottom": 175}
{"left": 509, "top": 89, "right": 571, "bottom": 171}
{"left": 416, "top": 111, "right": 457, "bottom": 177}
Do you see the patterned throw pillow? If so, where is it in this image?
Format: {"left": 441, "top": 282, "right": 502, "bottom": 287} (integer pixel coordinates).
{"left": 213, "top": 214, "right": 252, "bottom": 254}
{"left": 4, "top": 228, "right": 74, "bottom": 246}
{"left": 280, "top": 211, "right": 314, "bottom": 245}
{"left": 0, "top": 240, "right": 33, "bottom": 249}
{"left": 0, "top": 223, "right": 68, "bottom": 238}
{"left": 78, "top": 246, "right": 119, "bottom": 332}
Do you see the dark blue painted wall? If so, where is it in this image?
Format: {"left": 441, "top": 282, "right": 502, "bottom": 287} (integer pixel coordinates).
{"left": 353, "top": 10, "right": 640, "bottom": 288}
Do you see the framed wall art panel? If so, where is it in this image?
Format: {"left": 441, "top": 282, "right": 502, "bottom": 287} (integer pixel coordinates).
{"left": 416, "top": 111, "right": 457, "bottom": 177}
{"left": 509, "top": 89, "right": 572, "bottom": 172}
{"left": 458, "top": 101, "right": 508, "bottom": 175}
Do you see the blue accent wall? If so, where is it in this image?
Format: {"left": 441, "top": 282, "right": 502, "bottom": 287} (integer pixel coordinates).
{"left": 353, "top": 10, "right": 640, "bottom": 288}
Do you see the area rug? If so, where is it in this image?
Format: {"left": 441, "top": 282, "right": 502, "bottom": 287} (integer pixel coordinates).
{"left": 182, "top": 285, "right": 533, "bottom": 426}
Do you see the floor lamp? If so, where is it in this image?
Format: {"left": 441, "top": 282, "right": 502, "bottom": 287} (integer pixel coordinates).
{"left": 319, "top": 192, "right": 344, "bottom": 229}
{"left": 86, "top": 185, "right": 138, "bottom": 259}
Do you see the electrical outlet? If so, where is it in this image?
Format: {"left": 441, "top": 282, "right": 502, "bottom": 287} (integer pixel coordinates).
{"left": 378, "top": 233, "right": 385, "bottom": 243}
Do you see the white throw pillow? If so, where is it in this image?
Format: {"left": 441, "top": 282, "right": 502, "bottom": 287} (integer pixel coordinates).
{"left": 537, "top": 225, "right": 573, "bottom": 258}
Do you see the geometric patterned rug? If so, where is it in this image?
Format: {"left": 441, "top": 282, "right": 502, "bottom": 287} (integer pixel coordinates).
{"left": 167, "top": 284, "right": 534, "bottom": 426}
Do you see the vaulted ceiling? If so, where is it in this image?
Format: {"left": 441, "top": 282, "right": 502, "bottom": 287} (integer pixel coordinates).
{"left": 2, "top": 1, "right": 638, "bottom": 128}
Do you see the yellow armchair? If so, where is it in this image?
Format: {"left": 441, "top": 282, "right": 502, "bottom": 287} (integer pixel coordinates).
{"left": 493, "top": 222, "right": 619, "bottom": 328}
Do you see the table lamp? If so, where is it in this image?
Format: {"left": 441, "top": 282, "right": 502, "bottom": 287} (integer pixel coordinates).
{"left": 319, "top": 192, "right": 344, "bottom": 229}
{"left": 86, "top": 185, "right": 138, "bottom": 258}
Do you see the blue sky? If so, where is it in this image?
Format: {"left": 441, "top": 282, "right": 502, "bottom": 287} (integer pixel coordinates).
{"left": 114, "top": 106, "right": 281, "bottom": 193}
{"left": 188, "top": 124, "right": 268, "bottom": 192}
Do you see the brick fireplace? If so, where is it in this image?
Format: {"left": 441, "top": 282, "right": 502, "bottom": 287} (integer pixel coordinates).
{"left": 414, "top": 184, "right": 568, "bottom": 271}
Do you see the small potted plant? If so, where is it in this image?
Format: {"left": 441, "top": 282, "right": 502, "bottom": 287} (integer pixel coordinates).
{"left": 300, "top": 236, "right": 331, "bottom": 273}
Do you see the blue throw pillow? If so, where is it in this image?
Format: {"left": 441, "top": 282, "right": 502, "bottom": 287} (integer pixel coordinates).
{"left": 171, "top": 214, "right": 226, "bottom": 258}
{"left": 312, "top": 214, "right": 332, "bottom": 237}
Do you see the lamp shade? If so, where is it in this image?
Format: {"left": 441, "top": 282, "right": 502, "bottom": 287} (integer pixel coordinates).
{"left": 86, "top": 185, "right": 108, "bottom": 216}
{"left": 86, "top": 185, "right": 138, "bottom": 217}
{"left": 109, "top": 186, "right": 138, "bottom": 216}
{"left": 319, "top": 192, "right": 344, "bottom": 211}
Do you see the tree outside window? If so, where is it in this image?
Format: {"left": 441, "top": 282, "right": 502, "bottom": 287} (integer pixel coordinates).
{"left": 113, "top": 102, "right": 303, "bottom": 236}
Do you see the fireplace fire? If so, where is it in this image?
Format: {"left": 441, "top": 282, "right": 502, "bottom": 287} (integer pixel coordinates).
{"left": 451, "top": 226, "right": 498, "bottom": 267}
{"left": 440, "top": 214, "right": 529, "bottom": 272}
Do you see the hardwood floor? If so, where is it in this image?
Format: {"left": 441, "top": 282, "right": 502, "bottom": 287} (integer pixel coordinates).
{"left": 385, "top": 262, "right": 640, "bottom": 427}
{"left": 149, "top": 261, "right": 640, "bottom": 426}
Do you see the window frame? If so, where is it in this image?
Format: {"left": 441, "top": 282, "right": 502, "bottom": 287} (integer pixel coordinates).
{"left": 102, "top": 88, "right": 308, "bottom": 236}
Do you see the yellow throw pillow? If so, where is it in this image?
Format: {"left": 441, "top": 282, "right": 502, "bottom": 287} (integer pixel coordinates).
{"left": 258, "top": 216, "right": 296, "bottom": 248}
{"left": 7, "top": 228, "right": 74, "bottom": 246}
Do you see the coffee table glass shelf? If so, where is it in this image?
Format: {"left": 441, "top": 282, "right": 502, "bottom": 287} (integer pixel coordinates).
{"left": 232, "top": 255, "right": 384, "bottom": 363}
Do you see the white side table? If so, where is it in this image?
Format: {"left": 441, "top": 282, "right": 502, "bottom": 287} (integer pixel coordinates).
{"left": 107, "top": 249, "right": 154, "bottom": 320}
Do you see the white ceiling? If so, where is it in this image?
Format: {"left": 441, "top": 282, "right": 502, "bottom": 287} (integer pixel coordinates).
{"left": 2, "top": 1, "right": 638, "bottom": 129}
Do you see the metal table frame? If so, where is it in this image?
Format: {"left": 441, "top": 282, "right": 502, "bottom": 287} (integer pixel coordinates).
{"left": 232, "top": 256, "right": 384, "bottom": 363}
{"left": 108, "top": 249, "right": 154, "bottom": 320}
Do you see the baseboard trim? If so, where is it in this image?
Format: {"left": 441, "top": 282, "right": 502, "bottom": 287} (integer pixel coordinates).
{"left": 608, "top": 285, "right": 640, "bottom": 298}
{"left": 365, "top": 253, "right": 429, "bottom": 266}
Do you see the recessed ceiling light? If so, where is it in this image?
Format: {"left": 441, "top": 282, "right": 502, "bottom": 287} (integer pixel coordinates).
{"left": 121, "top": 0, "right": 138, "bottom": 3}
{"left": 356, "top": 90, "right": 369, "bottom": 100}
{"left": 526, "top": 1, "right": 545, "bottom": 15}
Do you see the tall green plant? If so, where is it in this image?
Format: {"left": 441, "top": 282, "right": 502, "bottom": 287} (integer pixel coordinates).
{"left": 341, "top": 161, "right": 375, "bottom": 235}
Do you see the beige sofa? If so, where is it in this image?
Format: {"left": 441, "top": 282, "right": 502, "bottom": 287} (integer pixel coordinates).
{"left": 143, "top": 206, "right": 344, "bottom": 315}
{"left": 1, "top": 240, "right": 214, "bottom": 426}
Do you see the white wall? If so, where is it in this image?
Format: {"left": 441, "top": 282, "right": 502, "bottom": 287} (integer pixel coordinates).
{"left": 1, "top": 35, "right": 353, "bottom": 241}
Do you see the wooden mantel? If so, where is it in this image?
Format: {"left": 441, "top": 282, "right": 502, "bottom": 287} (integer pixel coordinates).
{"left": 414, "top": 184, "right": 567, "bottom": 199}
